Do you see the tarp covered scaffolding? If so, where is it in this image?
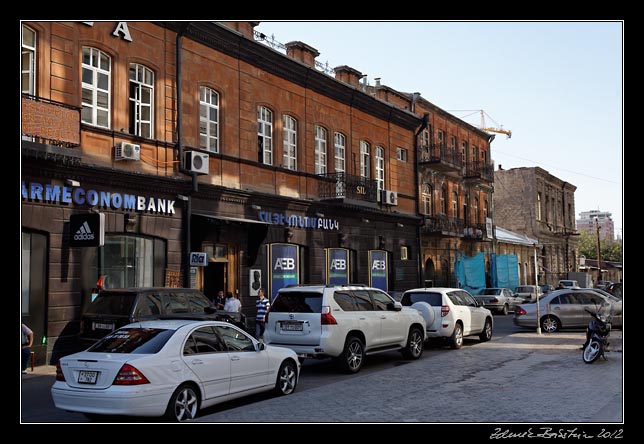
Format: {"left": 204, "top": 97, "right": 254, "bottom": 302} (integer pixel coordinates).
{"left": 454, "top": 252, "right": 520, "bottom": 295}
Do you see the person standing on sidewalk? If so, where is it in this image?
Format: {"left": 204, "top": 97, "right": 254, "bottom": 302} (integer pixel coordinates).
{"left": 255, "top": 288, "right": 270, "bottom": 339}
{"left": 22, "top": 323, "right": 33, "bottom": 374}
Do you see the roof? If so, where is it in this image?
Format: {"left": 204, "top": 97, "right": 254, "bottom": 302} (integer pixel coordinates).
{"left": 495, "top": 226, "right": 538, "bottom": 246}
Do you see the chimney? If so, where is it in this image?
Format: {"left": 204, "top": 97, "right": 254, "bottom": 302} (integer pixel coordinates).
{"left": 221, "top": 21, "right": 259, "bottom": 39}
{"left": 334, "top": 65, "right": 363, "bottom": 88}
{"left": 285, "top": 41, "right": 320, "bottom": 68}
{"left": 374, "top": 77, "right": 381, "bottom": 87}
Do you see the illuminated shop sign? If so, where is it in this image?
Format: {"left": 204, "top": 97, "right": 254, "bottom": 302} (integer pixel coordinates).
{"left": 21, "top": 182, "right": 176, "bottom": 216}
{"left": 326, "top": 248, "right": 349, "bottom": 285}
{"left": 369, "top": 250, "right": 388, "bottom": 292}
{"left": 258, "top": 211, "right": 339, "bottom": 230}
{"left": 268, "top": 243, "right": 299, "bottom": 300}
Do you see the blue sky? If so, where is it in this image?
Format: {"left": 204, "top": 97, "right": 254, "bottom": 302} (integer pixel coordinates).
{"left": 255, "top": 21, "right": 623, "bottom": 240}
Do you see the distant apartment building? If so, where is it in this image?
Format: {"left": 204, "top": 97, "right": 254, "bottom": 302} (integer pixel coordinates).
{"left": 493, "top": 167, "right": 578, "bottom": 285}
{"left": 577, "top": 210, "right": 615, "bottom": 242}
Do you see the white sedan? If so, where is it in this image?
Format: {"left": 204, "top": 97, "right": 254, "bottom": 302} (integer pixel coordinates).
{"left": 51, "top": 319, "right": 300, "bottom": 422}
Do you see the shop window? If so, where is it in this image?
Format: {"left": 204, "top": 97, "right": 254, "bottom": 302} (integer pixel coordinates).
{"left": 97, "top": 235, "right": 166, "bottom": 289}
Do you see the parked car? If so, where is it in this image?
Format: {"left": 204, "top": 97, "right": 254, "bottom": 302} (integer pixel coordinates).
{"left": 514, "top": 285, "right": 544, "bottom": 303}
{"left": 595, "top": 280, "right": 613, "bottom": 291}
{"left": 557, "top": 279, "right": 580, "bottom": 289}
{"left": 605, "top": 282, "right": 622, "bottom": 299}
{"left": 263, "top": 284, "right": 426, "bottom": 373}
{"left": 474, "top": 288, "right": 523, "bottom": 315}
{"left": 541, "top": 284, "right": 555, "bottom": 294}
{"left": 79, "top": 288, "right": 246, "bottom": 348}
{"left": 400, "top": 287, "right": 493, "bottom": 349}
{"left": 52, "top": 319, "right": 299, "bottom": 421}
{"left": 514, "top": 289, "right": 622, "bottom": 333}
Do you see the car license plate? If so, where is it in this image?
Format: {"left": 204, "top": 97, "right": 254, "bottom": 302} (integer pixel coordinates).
{"left": 78, "top": 370, "right": 98, "bottom": 384}
{"left": 93, "top": 322, "right": 114, "bottom": 330}
{"left": 281, "top": 321, "right": 303, "bottom": 331}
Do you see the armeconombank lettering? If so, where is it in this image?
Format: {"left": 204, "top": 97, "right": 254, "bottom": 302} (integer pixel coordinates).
{"left": 21, "top": 182, "right": 175, "bottom": 215}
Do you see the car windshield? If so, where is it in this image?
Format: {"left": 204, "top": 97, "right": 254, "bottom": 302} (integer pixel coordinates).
{"left": 515, "top": 286, "right": 534, "bottom": 293}
{"left": 87, "top": 327, "right": 176, "bottom": 353}
{"left": 401, "top": 292, "right": 442, "bottom": 306}
{"left": 271, "top": 292, "right": 323, "bottom": 313}
{"left": 479, "top": 289, "right": 502, "bottom": 295}
{"left": 84, "top": 292, "right": 136, "bottom": 316}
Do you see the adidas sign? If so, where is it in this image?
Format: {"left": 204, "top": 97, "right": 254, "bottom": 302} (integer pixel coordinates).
{"left": 74, "top": 221, "right": 95, "bottom": 241}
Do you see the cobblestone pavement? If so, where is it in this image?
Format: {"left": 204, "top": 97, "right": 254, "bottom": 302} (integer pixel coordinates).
{"left": 194, "top": 330, "right": 623, "bottom": 424}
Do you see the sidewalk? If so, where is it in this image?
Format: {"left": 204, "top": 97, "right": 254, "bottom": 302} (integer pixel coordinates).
{"left": 21, "top": 365, "right": 56, "bottom": 379}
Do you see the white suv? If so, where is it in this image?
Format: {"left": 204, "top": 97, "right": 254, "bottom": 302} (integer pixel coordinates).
{"left": 401, "top": 288, "right": 493, "bottom": 349}
{"left": 264, "top": 285, "right": 426, "bottom": 373}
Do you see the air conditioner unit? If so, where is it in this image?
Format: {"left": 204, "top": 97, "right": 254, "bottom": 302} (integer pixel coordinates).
{"left": 185, "top": 151, "right": 209, "bottom": 175}
{"left": 114, "top": 142, "right": 141, "bottom": 161}
{"left": 381, "top": 190, "right": 398, "bottom": 206}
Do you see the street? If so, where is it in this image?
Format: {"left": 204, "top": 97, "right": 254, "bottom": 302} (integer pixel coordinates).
{"left": 20, "top": 316, "right": 623, "bottom": 424}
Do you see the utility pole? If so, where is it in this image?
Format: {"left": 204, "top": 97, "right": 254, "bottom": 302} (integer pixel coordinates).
{"left": 595, "top": 217, "right": 602, "bottom": 285}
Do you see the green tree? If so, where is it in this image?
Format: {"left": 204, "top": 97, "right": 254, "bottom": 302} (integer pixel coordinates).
{"left": 577, "top": 231, "right": 622, "bottom": 262}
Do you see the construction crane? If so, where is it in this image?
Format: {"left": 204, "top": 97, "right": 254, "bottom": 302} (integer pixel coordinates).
{"left": 449, "top": 109, "right": 512, "bottom": 139}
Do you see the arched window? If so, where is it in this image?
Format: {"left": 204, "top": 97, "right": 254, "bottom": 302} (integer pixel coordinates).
{"left": 473, "top": 196, "right": 480, "bottom": 224}
{"left": 315, "top": 126, "right": 327, "bottom": 174}
{"left": 82, "top": 47, "right": 111, "bottom": 128}
{"left": 452, "top": 190, "right": 459, "bottom": 218}
{"left": 199, "top": 87, "right": 219, "bottom": 152}
{"left": 463, "top": 191, "right": 469, "bottom": 223}
{"left": 129, "top": 63, "right": 154, "bottom": 138}
{"left": 421, "top": 184, "right": 433, "bottom": 215}
{"left": 257, "top": 106, "right": 273, "bottom": 165}
{"left": 282, "top": 115, "right": 297, "bottom": 170}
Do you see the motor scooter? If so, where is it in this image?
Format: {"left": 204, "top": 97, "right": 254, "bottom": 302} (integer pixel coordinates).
{"left": 582, "top": 303, "right": 612, "bottom": 364}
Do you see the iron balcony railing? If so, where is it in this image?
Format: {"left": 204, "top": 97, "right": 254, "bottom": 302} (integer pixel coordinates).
{"left": 422, "top": 215, "right": 463, "bottom": 234}
{"left": 318, "top": 172, "right": 378, "bottom": 202}
{"left": 464, "top": 162, "right": 494, "bottom": 182}
{"left": 418, "top": 143, "right": 463, "bottom": 168}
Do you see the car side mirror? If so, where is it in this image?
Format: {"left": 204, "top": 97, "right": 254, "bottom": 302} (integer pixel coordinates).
{"left": 392, "top": 301, "right": 403, "bottom": 311}
{"left": 256, "top": 342, "right": 266, "bottom": 352}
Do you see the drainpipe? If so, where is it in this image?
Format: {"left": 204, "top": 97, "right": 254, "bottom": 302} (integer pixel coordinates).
{"left": 414, "top": 111, "right": 430, "bottom": 286}
{"left": 176, "top": 23, "right": 199, "bottom": 288}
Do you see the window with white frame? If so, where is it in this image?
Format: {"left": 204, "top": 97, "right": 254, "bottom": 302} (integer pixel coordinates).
{"left": 334, "top": 132, "right": 346, "bottom": 173}
{"left": 421, "top": 184, "right": 432, "bottom": 215}
{"left": 315, "top": 126, "right": 327, "bottom": 174}
{"left": 396, "top": 147, "right": 407, "bottom": 162}
{"left": 283, "top": 115, "right": 297, "bottom": 170}
{"left": 199, "top": 87, "right": 219, "bottom": 152}
{"left": 375, "top": 146, "right": 385, "bottom": 192}
{"left": 129, "top": 63, "right": 154, "bottom": 138}
{"left": 22, "top": 25, "right": 36, "bottom": 95}
{"left": 360, "top": 140, "right": 371, "bottom": 178}
{"left": 82, "top": 47, "right": 111, "bottom": 128}
{"left": 257, "top": 106, "right": 273, "bottom": 165}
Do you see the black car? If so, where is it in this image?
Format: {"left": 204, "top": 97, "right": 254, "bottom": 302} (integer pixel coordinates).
{"left": 79, "top": 287, "right": 246, "bottom": 348}
{"left": 605, "top": 282, "right": 622, "bottom": 299}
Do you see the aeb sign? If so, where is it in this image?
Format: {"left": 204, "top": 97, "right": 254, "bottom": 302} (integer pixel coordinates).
{"left": 326, "top": 248, "right": 349, "bottom": 285}
{"left": 190, "top": 252, "right": 208, "bottom": 267}
{"left": 69, "top": 213, "right": 105, "bottom": 247}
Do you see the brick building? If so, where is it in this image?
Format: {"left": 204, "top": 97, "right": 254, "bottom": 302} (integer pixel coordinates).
{"left": 493, "top": 167, "right": 578, "bottom": 286}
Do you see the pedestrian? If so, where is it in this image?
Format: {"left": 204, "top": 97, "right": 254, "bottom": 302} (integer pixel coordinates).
{"left": 255, "top": 288, "right": 270, "bottom": 339}
{"left": 224, "top": 291, "right": 241, "bottom": 313}
{"left": 22, "top": 323, "right": 33, "bottom": 374}
{"left": 214, "top": 290, "right": 226, "bottom": 310}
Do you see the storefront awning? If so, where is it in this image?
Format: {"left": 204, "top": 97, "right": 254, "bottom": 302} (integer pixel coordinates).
{"left": 193, "top": 213, "right": 268, "bottom": 225}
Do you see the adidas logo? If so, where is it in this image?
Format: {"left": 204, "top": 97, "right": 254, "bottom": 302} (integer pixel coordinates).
{"left": 74, "top": 221, "right": 95, "bottom": 241}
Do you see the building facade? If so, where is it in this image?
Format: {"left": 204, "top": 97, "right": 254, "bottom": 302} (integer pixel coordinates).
{"left": 493, "top": 167, "right": 578, "bottom": 286}
{"left": 21, "top": 21, "right": 429, "bottom": 364}
{"left": 577, "top": 210, "right": 615, "bottom": 242}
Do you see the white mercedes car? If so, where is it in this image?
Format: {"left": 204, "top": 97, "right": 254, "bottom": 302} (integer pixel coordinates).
{"left": 51, "top": 319, "right": 300, "bottom": 422}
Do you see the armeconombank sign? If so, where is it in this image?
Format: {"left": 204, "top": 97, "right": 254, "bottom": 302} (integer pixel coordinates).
{"left": 21, "top": 182, "right": 176, "bottom": 215}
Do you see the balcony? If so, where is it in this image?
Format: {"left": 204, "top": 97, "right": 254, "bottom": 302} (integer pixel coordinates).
{"left": 462, "top": 223, "right": 488, "bottom": 241}
{"left": 418, "top": 143, "right": 462, "bottom": 177}
{"left": 318, "top": 172, "right": 378, "bottom": 205}
{"left": 422, "top": 215, "right": 463, "bottom": 236}
{"left": 22, "top": 94, "right": 82, "bottom": 164}
{"left": 463, "top": 162, "right": 494, "bottom": 184}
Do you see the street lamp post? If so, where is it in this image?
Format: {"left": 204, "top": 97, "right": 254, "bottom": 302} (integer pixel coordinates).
{"left": 534, "top": 243, "right": 541, "bottom": 335}
{"left": 594, "top": 217, "right": 602, "bottom": 285}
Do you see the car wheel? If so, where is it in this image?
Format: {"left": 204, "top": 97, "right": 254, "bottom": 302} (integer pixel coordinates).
{"left": 274, "top": 360, "right": 298, "bottom": 395}
{"left": 479, "top": 318, "right": 493, "bottom": 342}
{"left": 449, "top": 323, "right": 463, "bottom": 349}
{"left": 501, "top": 304, "right": 509, "bottom": 316}
{"left": 163, "top": 383, "right": 199, "bottom": 422}
{"left": 541, "top": 316, "right": 561, "bottom": 333}
{"left": 401, "top": 327, "right": 424, "bottom": 360}
{"left": 337, "top": 335, "right": 364, "bottom": 373}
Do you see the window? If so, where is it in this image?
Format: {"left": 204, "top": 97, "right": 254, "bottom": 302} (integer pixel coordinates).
{"left": 360, "top": 140, "right": 371, "bottom": 178}
{"left": 370, "top": 290, "right": 393, "bottom": 311}
{"left": 420, "top": 129, "right": 430, "bottom": 159}
{"left": 352, "top": 290, "right": 374, "bottom": 311}
{"left": 283, "top": 115, "right": 297, "bottom": 170}
{"left": 452, "top": 191, "right": 459, "bottom": 218}
{"left": 375, "top": 146, "right": 385, "bottom": 192}
{"left": 184, "top": 326, "right": 227, "bottom": 354}
{"left": 473, "top": 196, "right": 480, "bottom": 224}
{"left": 396, "top": 147, "right": 407, "bottom": 162}
{"left": 437, "top": 130, "right": 445, "bottom": 149}
{"left": 537, "top": 192, "right": 542, "bottom": 220}
{"left": 215, "top": 325, "right": 255, "bottom": 351}
{"left": 472, "top": 146, "right": 479, "bottom": 168}
{"left": 334, "top": 132, "right": 346, "bottom": 173}
{"left": 484, "top": 198, "right": 489, "bottom": 220}
{"left": 97, "top": 235, "right": 166, "bottom": 288}
{"left": 421, "top": 184, "right": 432, "bottom": 215}
{"left": 450, "top": 136, "right": 456, "bottom": 152}
{"left": 129, "top": 63, "right": 154, "bottom": 138}
{"left": 463, "top": 191, "right": 469, "bottom": 223}
{"left": 481, "top": 150, "right": 487, "bottom": 165}
{"left": 461, "top": 141, "right": 468, "bottom": 165}
{"left": 333, "top": 292, "right": 356, "bottom": 311}
{"left": 22, "top": 25, "right": 36, "bottom": 95}
{"left": 401, "top": 246, "right": 409, "bottom": 261}
{"left": 82, "top": 47, "right": 111, "bottom": 128}
{"left": 440, "top": 184, "right": 447, "bottom": 215}
{"left": 257, "top": 106, "right": 273, "bottom": 165}
{"left": 199, "top": 87, "right": 219, "bottom": 152}
{"left": 21, "top": 232, "right": 31, "bottom": 314}
{"left": 88, "top": 328, "right": 175, "bottom": 354}
{"left": 314, "top": 126, "right": 327, "bottom": 174}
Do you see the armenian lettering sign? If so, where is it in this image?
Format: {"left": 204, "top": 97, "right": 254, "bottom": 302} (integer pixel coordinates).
{"left": 369, "top": 250, "right": 388, "bottom": 291}
{"left": 326, "top": 248, "right": 349, "bottom": 285}
{"left": 269, "top": 243, "right": 299, "bottom": 300}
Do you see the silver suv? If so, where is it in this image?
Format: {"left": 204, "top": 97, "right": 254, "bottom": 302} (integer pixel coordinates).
{"left": 264, "top": 285, "right": 426, "bottom": 373}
